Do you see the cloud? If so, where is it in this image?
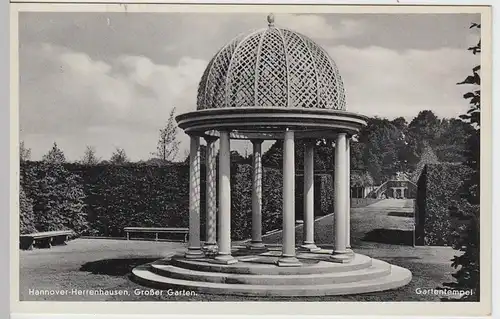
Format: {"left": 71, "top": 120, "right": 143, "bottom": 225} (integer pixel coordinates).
{"left": 276, "top": 14, "right": 366, "bottom": 40}
{"left": 20, "top": 43, "right": 207, "bottom": 161}
{"left": 327, "top": 45, "right": 479, "bottom": 119}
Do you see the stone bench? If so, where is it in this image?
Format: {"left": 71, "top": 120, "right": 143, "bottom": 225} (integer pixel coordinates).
{"left": 20, "top": 230, "right": 74, "bottom": 250}
{"left": 124, "top": 227, "right": 189, "bottom": 242}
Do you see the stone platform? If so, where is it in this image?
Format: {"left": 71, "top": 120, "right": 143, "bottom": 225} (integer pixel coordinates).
{"left": 132, "top": 246, "right": 412, "bottom": 297}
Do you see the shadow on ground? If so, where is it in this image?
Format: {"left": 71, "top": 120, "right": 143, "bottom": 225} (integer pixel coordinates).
{"left": 80, "top": 257, "right": 159, "bottom": 276}
{"left": 387, "top": 211, "right": 414, "bottom": 218}
{"left": 362, "top": 229, "right": 414, "bottom": 246}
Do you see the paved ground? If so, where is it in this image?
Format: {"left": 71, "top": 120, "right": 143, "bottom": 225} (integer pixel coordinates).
{"left": 20, "top": 199, "right": 459, "bottom": 302}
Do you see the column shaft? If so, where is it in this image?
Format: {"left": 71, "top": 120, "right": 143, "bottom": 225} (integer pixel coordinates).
{"left": 331, "top": 133, "right": 352, "bottom": 263}
{"left": 185, "top": 135, "right": 203, "bottom": 258}
{"left": 301, "top": 141, "right": 320, "bottom": 252}
{"left": 250, "top": 140, "right": 265, "bottom": 250}
{"left": 215, "top": 131, "right": 237, "bottom": 264}
{"left": 278, "top": 129, "right": 301, "bottom": 266}
{"left": 204, "top": 137, "right": 217, "bottom": 250}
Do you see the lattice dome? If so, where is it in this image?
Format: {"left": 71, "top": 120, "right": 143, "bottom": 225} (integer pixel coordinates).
{"left": 197, "top": 14, "right": 347, "bottom": 111}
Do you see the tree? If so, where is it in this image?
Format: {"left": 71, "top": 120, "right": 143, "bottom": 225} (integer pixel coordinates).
{"left": 406, "top": 110, "right": 442, "bottom": 169}
{"left": 20, "top": 141, "right": 31, "bottom": 162}
{"left": 262, "top": 139, "right": 334, "bottom": 171}
{"left": 42, "top": 142, "right": 66, "bottom": 163}
{"left": 80, "top": 146, "right": 101, "bottom": 165}
{"left": 110, "top": 147, "right": 129, "bottom": 164}
{"left": 358, "top": 117, "right": 405, "bottom": 183}
{"left": 443, "top": 22, "right": 481, "bottom": 301}
{"left": 410, "top": 141, "right": 440, "bottom": 182}
{"left": 434, "top": 118, "right": 472, "bottom": 163}
{"left": 151, "top": 108, "right": 181, "bottom": 163}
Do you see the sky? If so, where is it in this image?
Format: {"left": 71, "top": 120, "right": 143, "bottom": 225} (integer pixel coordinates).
{"left": 18, "top": 12, "right": 480, "bottom": 162}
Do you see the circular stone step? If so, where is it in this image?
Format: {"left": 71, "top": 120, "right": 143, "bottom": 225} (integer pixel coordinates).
{"left": 149, "top": 259, "right": 391, "bottom": 285}
{"left": 132, "top": 262, "right": 412, "bottom": 297}
{"left": 167, "top": 253, "right": 373, "bottom": 275}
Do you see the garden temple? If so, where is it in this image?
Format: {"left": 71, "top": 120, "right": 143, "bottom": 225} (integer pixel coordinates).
{"left": 133, "top": 14, "right": 412, "bottom": 296}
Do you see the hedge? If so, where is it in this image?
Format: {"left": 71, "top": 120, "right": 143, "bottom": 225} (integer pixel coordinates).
{"left": 294, "top": 173, "right": 334, "bottom": 221}
{"left": 19, "top": 185, "right": 36, "bottom": 234}
{"left": 415, "top": 163, "right": 469, "bottom": 246}
{"left": 20, "top": 162, "right": 337, "bottom": 241}
{"left": 21, "top": 162, "right": 88, "bottom": 235}
{"left": 230, "top": 164, "right": 283, "bottom": 240}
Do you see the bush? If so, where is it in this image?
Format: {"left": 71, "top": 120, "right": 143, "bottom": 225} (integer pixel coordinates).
{"left": 415, "top": 163, "right": 469, "bottom": 246}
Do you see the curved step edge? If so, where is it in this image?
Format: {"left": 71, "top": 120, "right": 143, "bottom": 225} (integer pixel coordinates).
{"left": 132, "top": 264, "right": 412, "bottom": 297}
{"left": 149, "top": 260, "right": 391, "bottom": 285}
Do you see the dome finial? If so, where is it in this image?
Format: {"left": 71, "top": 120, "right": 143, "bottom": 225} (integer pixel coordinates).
{"left": 267, "top": 13, "right": 275, "bottom": 27}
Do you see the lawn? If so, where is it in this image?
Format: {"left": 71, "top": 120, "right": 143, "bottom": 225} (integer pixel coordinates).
{"left": 20, "top": 199, "right": 460, "bottom": 302}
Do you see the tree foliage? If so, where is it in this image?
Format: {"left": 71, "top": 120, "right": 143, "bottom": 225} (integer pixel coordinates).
{"left": 151, "top": 108, "right": 181, "bottom": 163}
{"left": 110, "top": 147, "right": 129, "bottom": 164}
{"left": 20, "top": 141, "right": 31, "bottom": 162}
{"left": 80, "top": 146, "right": 101, "bottom": 165}
{"left": 443, "top": 22, "right": 481, "bottom": 301}
{"left": 42, "top": 142, "right": 66, "bottom": 164}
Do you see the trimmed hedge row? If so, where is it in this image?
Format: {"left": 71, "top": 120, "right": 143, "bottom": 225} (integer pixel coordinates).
{"left": 20, "top": 162, "right": 334, "bottom": 241}
{"left": 21, "top": 162, "right": 88, "bottom": 235}
{"left": 415, "top": 163, "right": 469, "bottom": 246}
{"left": 19, "top": 185, "right": 36, "bottom": 234}
{"left": 295, "top": 174, "right": 334, "bottom": 220}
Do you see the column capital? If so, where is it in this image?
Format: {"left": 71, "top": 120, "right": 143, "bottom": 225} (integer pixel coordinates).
{"left": 250, "top": 138, "right": 264, "bottom": 145}
{"left": 204, "top": 135, "right": 219, "bottom": 143}
{"left": 187, "top": 132, "right": 202, "bottom": 138}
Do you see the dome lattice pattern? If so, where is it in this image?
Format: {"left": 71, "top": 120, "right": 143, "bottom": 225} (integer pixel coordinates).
{"left": 197, "top": 22, "right": 346, "bottom": 111}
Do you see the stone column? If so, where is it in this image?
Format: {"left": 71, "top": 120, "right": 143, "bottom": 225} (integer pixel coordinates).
{"left": 300, "top": 139, "right": 320, "bottom": 252}
{"left": 346, "top": 136, "right": 353, "bottom": 254}
{"left": 185, "top": 135, "right": 204, "bottom": 259}
{"left": 214, "top": 131, "right": 237, "bottom": 264}
{"left": 277, "top": 129, "right": 301, "bottom": 266}
{"left": 249, "top": 139, "right": 265, "bottom": 250}
{"left": 331, "top": 133, "right": 352, "bottom": 263}
{"left": 203, "top": 136, "right": 218, "bottom": 251}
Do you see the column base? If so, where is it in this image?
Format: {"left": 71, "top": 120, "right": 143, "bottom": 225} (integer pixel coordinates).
{"left": 346, "top": 247, "right": 355, "bottom": 255}
{"left": 247, "top": 241, "right": 267, "bottom": 251}
{"left": 299, "top": 243, "right": 321, "bottom": 252}
{"left": 213, "top": 254, "right": 238, "bottom": 265}
{"left": 184, "top": 248, "right": 204, "bottom": 259}
{"left": 202, "top": 243, "right": 218, "bottom": 254}
{"left": 330, "top": 250, "right": 354, "bottom": 263}
{"left": 277, "top": 256, "right": 302, "bottom": 267}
